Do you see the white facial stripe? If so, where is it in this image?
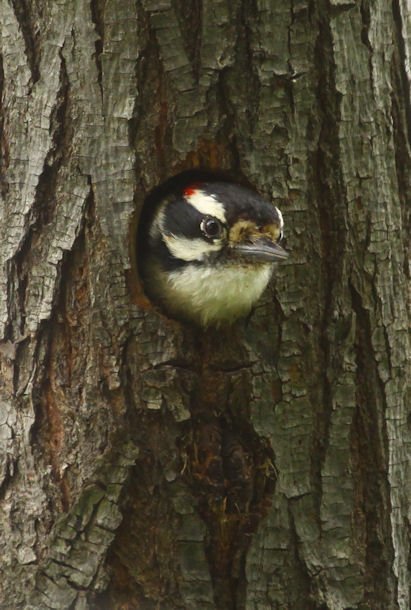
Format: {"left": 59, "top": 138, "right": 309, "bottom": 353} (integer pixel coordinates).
{"left": 163, "top": 234, "right": 221, "bottom": 262}
{"left": 186, "top": 190, "right": 226, "bottom": 223}
{"left": 275, "top": 206, "right": 284, "bottom": 229}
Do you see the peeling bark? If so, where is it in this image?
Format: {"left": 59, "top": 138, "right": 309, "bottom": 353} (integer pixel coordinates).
{"left": 0, "top": 1, "right": 409, "bottom": 609}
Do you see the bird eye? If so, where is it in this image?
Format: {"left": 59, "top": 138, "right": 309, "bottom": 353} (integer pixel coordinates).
{"left": 201, "top": 217, "right": 223, "bottom": 239}
{"left": 277, "top": 230, "right": 284, "bottom": 243}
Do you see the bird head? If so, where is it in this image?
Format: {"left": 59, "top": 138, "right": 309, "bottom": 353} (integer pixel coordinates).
{"left": 138, "top": 181, "right": 288, "bottom": 326}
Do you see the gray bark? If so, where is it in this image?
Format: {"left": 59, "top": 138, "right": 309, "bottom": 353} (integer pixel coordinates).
{"left": 0, "top": 1, "right": 409, "bottom": 609}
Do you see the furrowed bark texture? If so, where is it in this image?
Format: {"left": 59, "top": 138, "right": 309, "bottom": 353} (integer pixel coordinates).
{"left": 0, "top": 1, "right": 409, "bottom": 609}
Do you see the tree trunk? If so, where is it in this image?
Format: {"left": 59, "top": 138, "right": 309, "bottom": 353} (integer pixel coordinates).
{"left": 0, "top": 1, "right": 409, "bottom": 609}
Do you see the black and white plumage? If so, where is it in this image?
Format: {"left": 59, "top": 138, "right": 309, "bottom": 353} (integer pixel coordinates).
{"left": 138, "top": 180, "right": 288, "bottom": 326}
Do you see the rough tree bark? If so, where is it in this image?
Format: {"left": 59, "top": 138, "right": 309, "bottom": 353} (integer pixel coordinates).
{"left": 0, "top": 1, "right": 409, "bottom": 609}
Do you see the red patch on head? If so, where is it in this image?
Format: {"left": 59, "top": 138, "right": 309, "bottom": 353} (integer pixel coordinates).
{"left": 183, "top": 183, "right": 202, "bottom": 198}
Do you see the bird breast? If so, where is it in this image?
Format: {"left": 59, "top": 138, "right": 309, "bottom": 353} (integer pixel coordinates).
{"left": 165, "top": 263, "right": 274, "bottom": 325}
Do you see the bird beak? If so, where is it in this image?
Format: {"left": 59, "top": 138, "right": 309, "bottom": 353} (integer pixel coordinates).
{"left": 229, "top": 237, "right": 289, "bottom": 263}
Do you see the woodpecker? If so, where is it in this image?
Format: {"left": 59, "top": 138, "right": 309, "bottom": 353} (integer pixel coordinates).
{"left": 138, "top": 181, "right": 288, "bottom": 326}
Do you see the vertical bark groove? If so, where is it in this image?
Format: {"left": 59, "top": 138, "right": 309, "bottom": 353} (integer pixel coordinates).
{"left": 9, "top": 0, "right": 40, "bottom": 85}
